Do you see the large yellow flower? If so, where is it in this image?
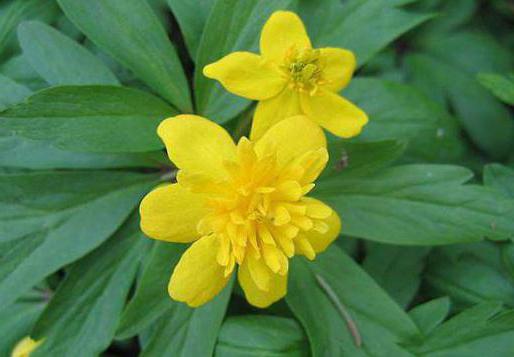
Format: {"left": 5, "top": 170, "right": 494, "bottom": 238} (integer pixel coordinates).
{"left": 140, "top": 115, "right": 341, "bottom": 308}
{"left": 203, "top": 10, "right": 368, "bottom": 140}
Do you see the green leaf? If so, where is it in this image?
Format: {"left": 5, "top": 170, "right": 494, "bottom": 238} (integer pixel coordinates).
{"left": 57, "top": 0, "right": 192, "bottom": 111}
{"left": 477, "top": 73, "right": 514, "bottom": 105}
{"left": 299, "top": 0, "right": 432, "bottom": 66}
{"left": 412, "top": 0, "right": 478, "bottom": 36}
{"left": 117, "top": 242, "right": 185, "bottom": 339}
{"left": 31, "top": 216, "right": 150, "bottom": 357}
{"left": 118, "top": 241, "right": 233, "bottom": 356}
{"left": 0, "top": 85, "right": 175, "bottom": 153}
{"left": 286, "top": 247, "right": 420, "bottom": 357}
{"left": 0, "top": 301, "right": 44, "bottom": 357}
{"left": 0, "top": 0, "right": 59, "bottom": 57}
{"left": 140, "top": 278, "right": 233, "bottom": 357}
{"left": 0, "top": 131, "right": 167, "bottom": 169}
{"left": 0, "top": 78, "right": 166, "bottom": 169}
{"left": 316, "top": 164, "right": 514, "bottom": 245}
{"left": 0, "top": 54, "right": 46, "bottom": 91}
{"left": 167, "top": 0, "right": 214, "bottom": 59}
{"left": 346, "top": 78, "right": 467, "bottom": 164}
{"left": 0, "top": 80, "right": 167, "bottom": 169}
{"left": 0, "top": 170, "right": 157, "bottom": 310}
{"left": 322, "top": 140, "right": 406, "bottom": 180}
{"left": 484, "top": 164, "right": 514, "bottom": 198}
{"left": 215, "top": 315, "right": 309, "bottom": 357}
{"left": 408, "top": 297, "right": 450, "bottom": 336}
{"left": 17, "top": 21, "right": 119, "bottom": 85}
{"left": 363, "top": 243, "right": 430, "bottom": 307}
{"left": 346, "top": 79, "right": 435, "bottom": 141}
{"left": 405, "top": 32, "right": 514, "bottom": 159}
{"left": 0, "top": 73, "right": 31, "bottom": 110}
{"left": 425, "top": 242, "right": 514, "bottom": 308}
{"left": 194, "top": 0, "right": 293, "bottom": 123}
{"left": 406, "top": 303, "right": 514, "bottom": 356}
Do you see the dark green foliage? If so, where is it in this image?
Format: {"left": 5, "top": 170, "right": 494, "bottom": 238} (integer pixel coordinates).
{"left": 0, "top": 0, "right": 513, "bottom": 356}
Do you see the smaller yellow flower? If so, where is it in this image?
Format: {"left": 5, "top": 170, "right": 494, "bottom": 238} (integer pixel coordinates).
{"left": 11, "top": 337, "right": 41, "bottom": 357}
{"left": 203, "top": 10, "right": 368, "bottom": 140}
{"left": 140, "top": 115, "right": 341, "bottom": 308}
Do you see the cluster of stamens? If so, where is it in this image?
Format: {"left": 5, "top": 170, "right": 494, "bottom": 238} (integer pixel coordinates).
{"left": 183, "top": 138, "right": 331, "bottom": 281}
{"left": 282, "top": 46, "right": 327, "bottom": 95}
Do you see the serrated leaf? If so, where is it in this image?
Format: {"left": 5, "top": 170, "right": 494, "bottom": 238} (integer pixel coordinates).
{"left": 31, "top": 216, "right": 150, "bottom": 357}
{"left": 194, "top": 0, "right": 293, "bottom": 123}
{"left": 408, "top": 297, "right": 450, "bottom": 336}
{"left": 0, "top": 85, "right": 175, "bottom": 153}
{"left": 316, "top": 164, "right": 514, "bottom": 245}
{"left": 363, "top": 243, "right": 430, "bottom": 307}
{"left": 406, "top": 303, "right": 514, "bottom": 356}
{"left": 57, "top": 0, "right": 192, "bottom": 111}
{"left": 0, "top": 170, "right": 158, "bottom": 310}
{"left": 167, "top": 0, "right": 214, "bottom": 59}
{"left": 286, "top": 247, "right": 420, "bottom": 357}
{"left": 299, "top": 0, "right": 432, "bottom": 66}
{"left": 140, "top": 278, "right": 233, "bottom": 357}
{"left": 17, "top": 21, "right": 119, "bottom": 86}
{"left": 215, "top": 315, "right": 309, "bottom": 357}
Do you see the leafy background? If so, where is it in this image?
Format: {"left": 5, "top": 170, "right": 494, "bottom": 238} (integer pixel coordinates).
{"left": 0, "top": 0, "right": 513, "bottom": 356}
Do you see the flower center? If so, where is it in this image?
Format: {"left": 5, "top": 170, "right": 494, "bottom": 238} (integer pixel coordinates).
{"left": 283, "top": 47, "right": 324, "bottom": 94}
{"left": 183, "top": 138, "right": 330, "bottom": 278}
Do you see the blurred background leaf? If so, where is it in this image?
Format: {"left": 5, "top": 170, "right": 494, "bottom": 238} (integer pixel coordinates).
{"left": 57, "top": 0, "right": 192, "bottom": 111}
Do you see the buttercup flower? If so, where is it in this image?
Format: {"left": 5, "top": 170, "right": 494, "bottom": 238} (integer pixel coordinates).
{"left": 140, "top": 115, "right": 341, "bottom": 307}
{"left": 11, "top": 337, "right": 41, "bottom": 357}
{"left": 203, "top": 10, "right": 368, "bottom": 139}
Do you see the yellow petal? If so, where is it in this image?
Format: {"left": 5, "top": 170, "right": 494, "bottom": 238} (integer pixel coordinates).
{"left": 273, "top": 181, "right": 303, "bottom": 202}
{"left": 260, "top": 11, "right": 311, "bottom": 63}
{"left": 169, "top": 234, "right": 231, "bottom": 307}
{"left": 298, "top": 202, "right": 341, "bottom": 254}
{"left": 319, "top": 48, "right": 356, "bottom": 92}
{"left": 250, "top": 88, "right": 301, "bottom": 140}
{"left": 238, "top": 261, "right": 287, "bottom": 308}
{"left": 203, "top": 52, "right": 286, "bottom": 100}
{"left": 158, "top": 115, "right": 236, "bottom": 181}
{"left": 294, "top": 148, "right": 329, "bottom": 184}
{"left": 140, "top": 184, "right": 207, "bottom": 243}
{"left": 254, "top": 115, "right": 326, "bottom": 168}
{"left": 303, "top": 197, "right": 333, "bottom": 219}
{"left": 295, "top": 236, "right": 316, "bottom": 260}
{"left": 11, "top": 337, "right": 41, "bottom": 357}
{"left": 300, "top": 89, "right": 368, "bottom": 138}
{"left": 247, "top": 254, "right": 271, "bottom": 291}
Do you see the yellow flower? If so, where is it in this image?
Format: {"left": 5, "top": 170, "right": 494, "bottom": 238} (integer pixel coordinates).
{"left": 203, "top": 10, "right": 368, "bottom": 140}
{"left": 11, "top": 337, "right": 41, "bottom": 357}
{"left": 140, "top": 115, "right": 341, "bottom": 308}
